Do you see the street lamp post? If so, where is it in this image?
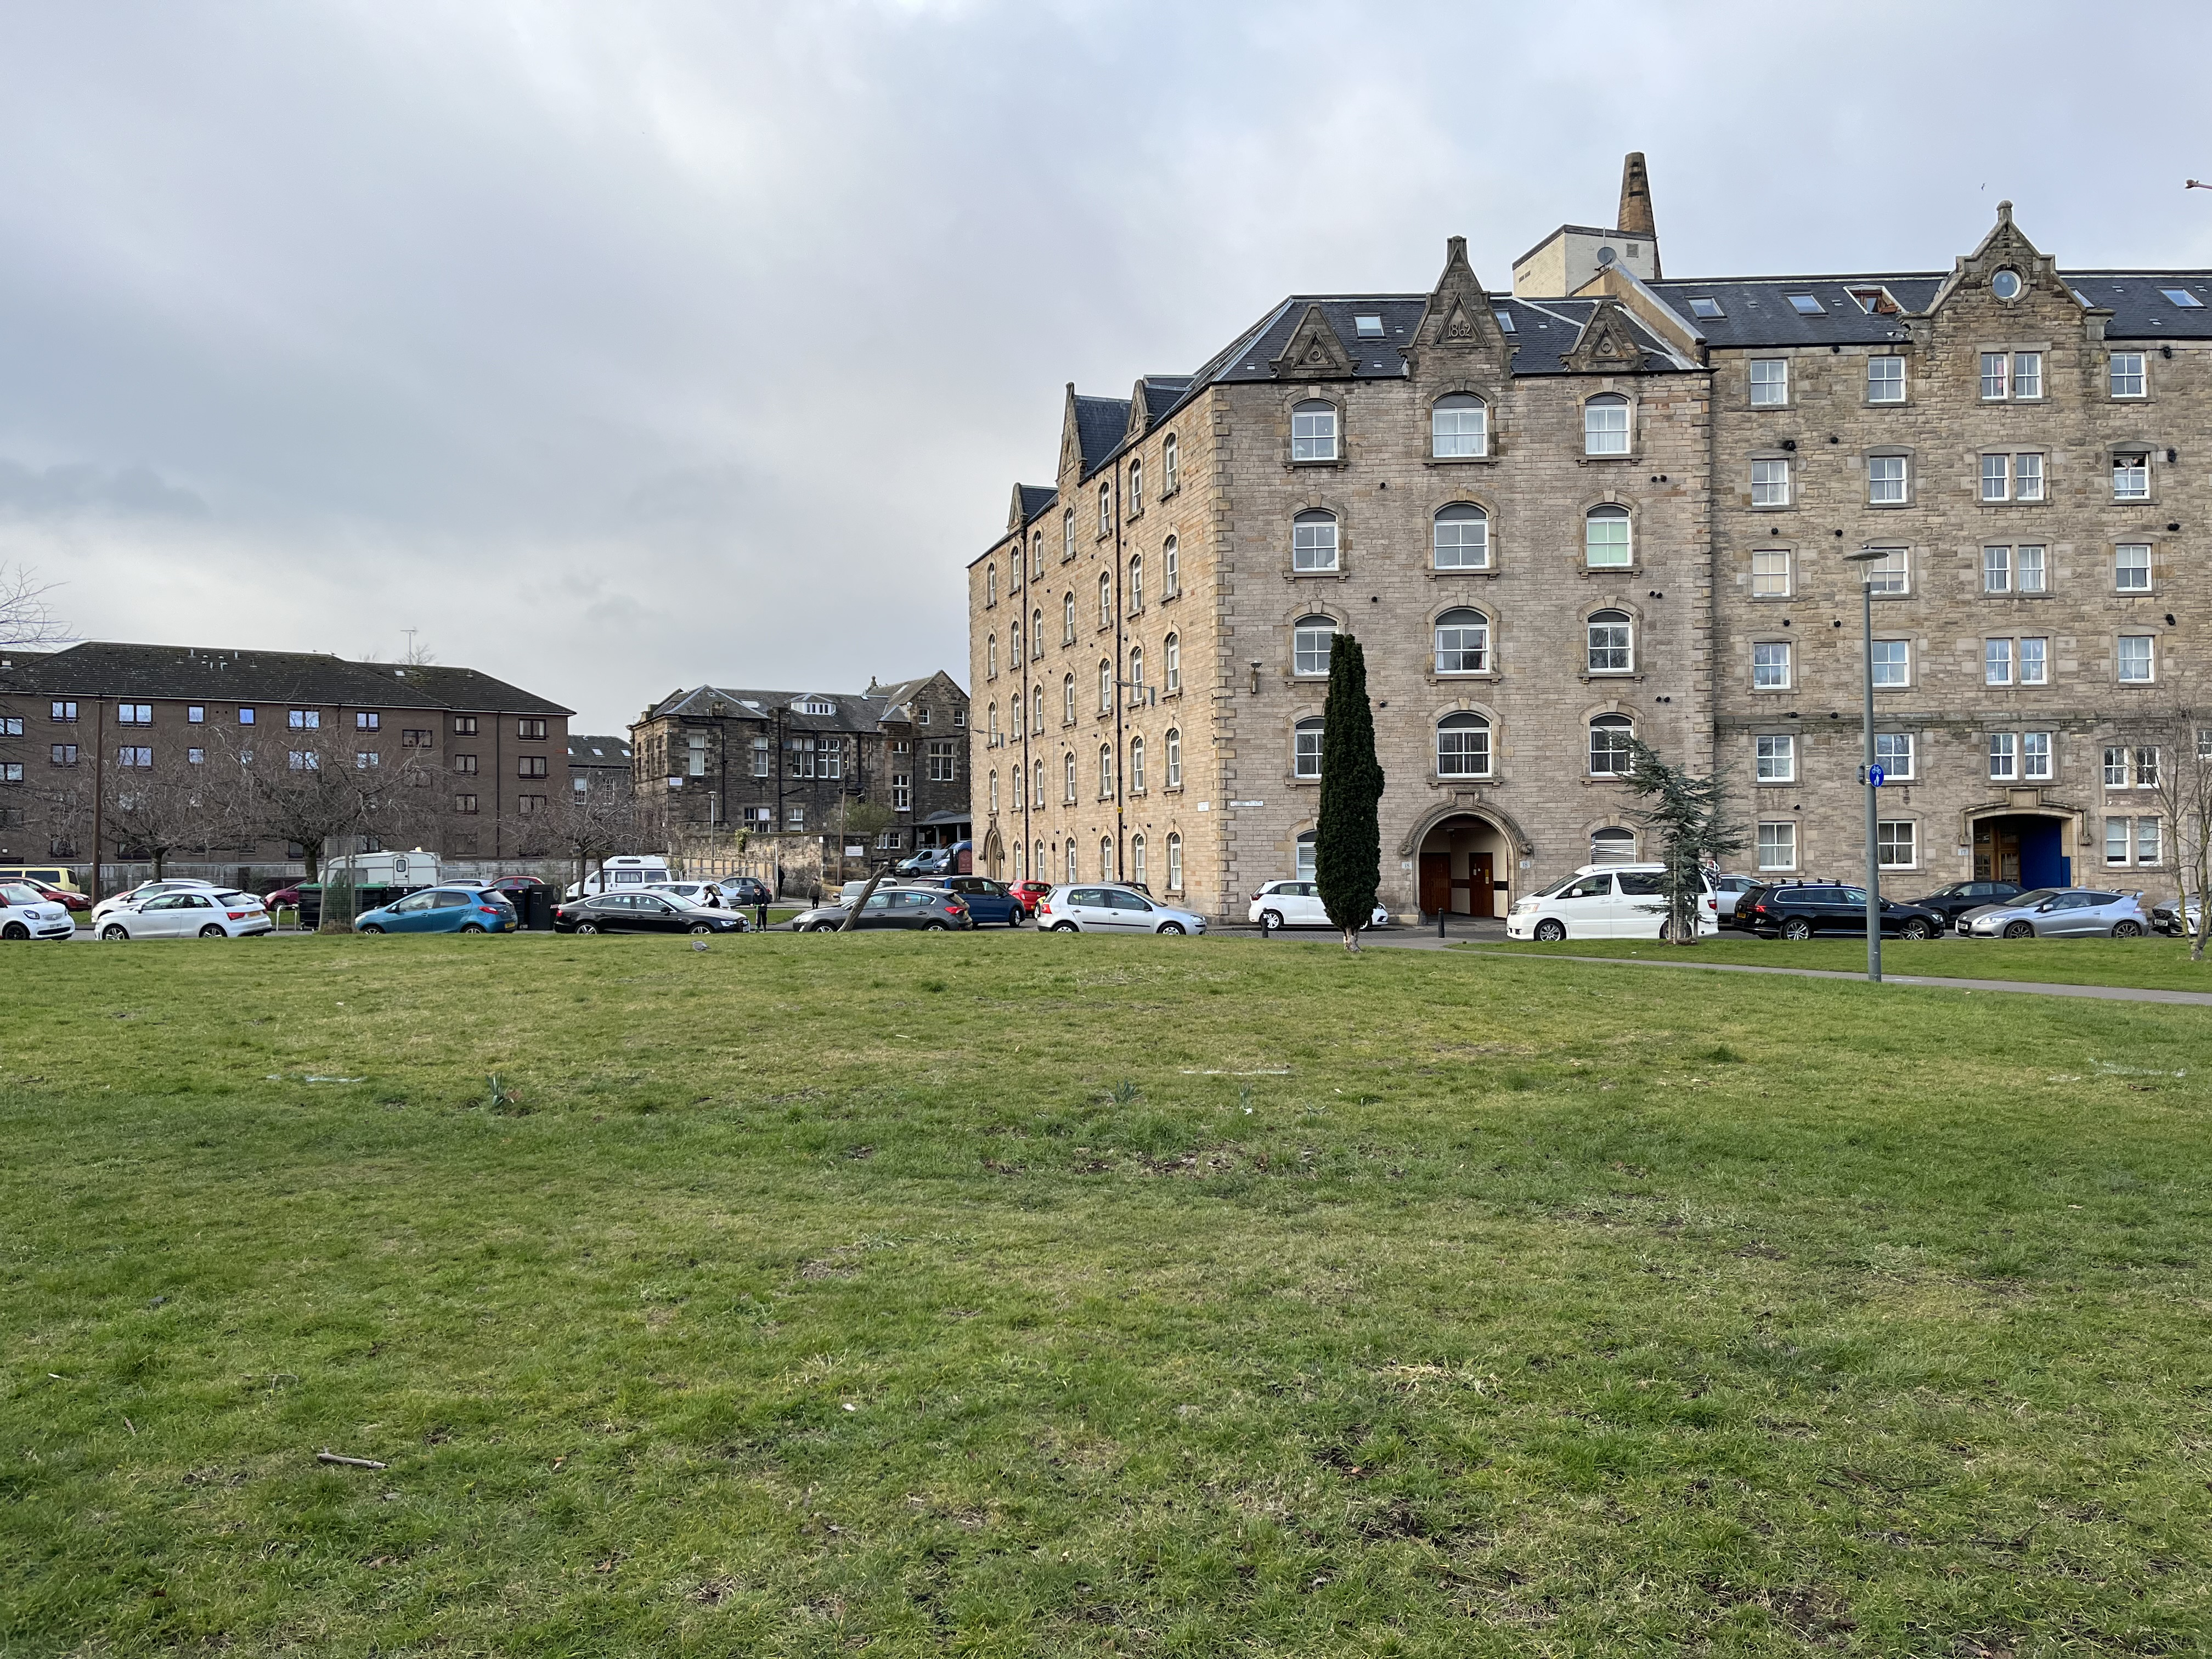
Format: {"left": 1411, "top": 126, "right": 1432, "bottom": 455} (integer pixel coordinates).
{"left": 1845, "top": 547, "right": 1888, "bottom": 983}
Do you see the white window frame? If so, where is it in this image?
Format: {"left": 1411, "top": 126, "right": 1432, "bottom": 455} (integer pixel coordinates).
{"left": 1866, "top": 356, "right": 1905, "bottom": 403}
{"left": 1585, "top": 611, "right": 1633, "bottom": 674}
{"left": 2109, "top": 352, "right": 2147, "bottom": 398}
{"left": 2117, "top": 635, "right": 2155, "bottom": 684}
{"left": 1870, "top": 639, "right": 1910, "bottom": 689}
{"left": 2023, "top": 730, "right": 2053, "bottom": 781}
{"left": 1431, "top": 394, "right": 1488, "bottom": 459}
{"left": 1756, "top": 821, "right": 1797, "bottom": 872}
{"left": 1876, "top": 820, "right": 1916, "bottom": 870}
{"left": 2114, "top": 544, "right": 2152, "bottom": 592}
{"left": 1988, "top": 732, "right": 2018, "bottom": 781}
{"left": 1165, "top": 727, "right": 1181, "bottom": 789}
{"left": 1163, "top": 536, "right": 1180, "bottom": 596}
{"left": 1867, "top": 454, "right": 1908, "bottom": 505}
{"left": 1751, "top": 548, "right": 1792, "bottom": 598}
{"left": 2019, "top": 636, "right": 2048, "bottom": 686}
{"left": 1584, "top": 506, "right": 1631, "bottom": 568}
{"left": 1293, "top": 617, "right": 1335, "bottom": 678}
{"left": 1164, "top": 634, "right": 1180, "bottom": 692}
{"left": 1752, "top": 640, "right": 1791, "bottom": 690}
{"left": 1290, "top": 400, "right": 1338, "bottom": 462}
{"left": 1984, "top": 637, "right": 2015, "bottom": 686}
{"left": 1291, "top": 511, "right": 1340, "bottom": 572}
{"left": 1748, "top": 359, "right": 1788, "bottom": 407}
{"left": 1874, "top": 731, "right": 1915, "bottom": 780}
{"left": 1435, "top": 713, "right": 1491, "bottom": 778}
{"left": 1754, "top": 733, "right": 1795, "bottom": 783}
{"left": 1293, "top": 718, "right": 1324, "bottom": 779}
{"left": 1166, "top": 832, "right": 1182, "bottom": 892}
{"left": 1587, "top": 715, "right": 1634, "bottom": 777}
{"left": 1583, "top": 396, "right": 1630, "bottom": 455}
{"left": 2113, "top": 452, "right": 2150, "bottom": 500}
{"left": 1163, "top": 433, "right": 1179, "bottom": 493}
{"left": 1432, "top": 503, "right": 1490, "bottom": 569}
{"left": 1751, "top": 457, "right": 1791, "bottom": 507}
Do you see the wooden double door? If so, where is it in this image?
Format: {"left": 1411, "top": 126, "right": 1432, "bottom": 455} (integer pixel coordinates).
{"left": 1420, "top": 850, "right": 1493, "bottom": 918}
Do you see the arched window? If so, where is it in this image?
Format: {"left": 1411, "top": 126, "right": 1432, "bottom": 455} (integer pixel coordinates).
{"left": 1164, "top": 539, "right": 1181, "bottom": 601}
{"left": 989, "top": 770, "right": 1000, "bottom": 813}
{"left": 1009, "top": 548, "right": 1020, "bottom": 592}
{"left": 1128, "top": 646, "right": 1144, "bottom": 696}
{"left": 1584, "top": 394, "right": 1630, "bottom": 456}
{"left": 1588, "top": 714, "right": 1634, "bottom": 776}
{"left": 1030, "top": 608, "right": 1042, "bottom": 658}
{"left": 1130, "top": 833, "right": 1147, "bottom": 888}
{"left": 987, "top": 635, "right": 998, "bottom": 678}
{"left": 1291, "top": 509, "right": 1339, "bottom": 572}
{"left": 1129, "top": 555, "right": 1143, "bottom": 611}
{"left": 1065, "top": 839, "right": 1078, "bottom": 883}
{"left": 1432, "top": 393, "right": 1488, "bottom": 459}
{"left": 1433, "top": 503, "right": 1489, "bottom": 569}
{"left": 1437, "top": 712, "right": 1491, "bottom": 777}
{"left": 1166, "top": 832, "right": 1183, "bottom": 891}
{"left": 1009, "top": 619, "right": 1022, "bottom": 663}
{"left": 1063, "top": 592, "right": 1076, "bottom": 644}
{"left": 1013, "top": 841, "right": 1025, "bottom": 882}
{"left": 1129, "top": 459, "right": 1143, "bottom": 517}
{"left": 1063, "top": 509, "right": 1074, "bottom": 561}
{"left": 1163, "top": 432, "right": 1180, "bottom": 493}
{"left": 1101, "top": 837, "right": 1116, "bottom": 882}
{"left": 1010, "top": 760, "right": 1023, "bottom": 809}
{"left": 1098, "top": 658, "right": 1113, "bottom": 714}
{"left": 1064, "top": 751, "right": 1077, "bottom": 802}
{"left": 1062, "top": 674, "right": 1076, "bottom": 725}
{"left": 1098, "top": 742, "right": 1114, "bottom": 797}
{"left": 1584, "top": 505, "right": 1632, "bottom": 568}
{"left": 1166, "top": 727, "right": 1182, "bottom": 788}
{"left": 1295, "top": 831, "right": 1317, "bottom": 881}
{"left": 1164, "top": 633, "right": 1181, "bottom": 692}
{"left": 1098, "top": 571, "right": 1111, "bottom": 626}
{"left": 1031, "top": 531, "right": 1043, "bottom": 579}
{"left": 1587, "top": 609, "right": 1633, "bottom": 673}
{"left": 1591, "top": 826, "right": 1637, "bottom": 863}
{"left": 988, "top": 702, "right": 1000, "bottom": 742}
{"left": 1435, "top": 608, "right": 1488, "bottom": 674}
{"left": 1291, "top": 399, "right": 1338, "bottom": 461}
{"left": 1033, "top": 838, "right": 1046, "bottom": 879}
{"left": 1031, "top": 685, "right": 1044, "bottom": 733}
{"left": 1130, "top": 736, "right": 1146, "bottom": 792}
{"left": 1098, "top": 481, "right": 1111, "bottom": 536}
{"left": 1294, "top": 716, "right": 1325, "bottom": 778}
{"left": 986, "top": 564, "right": 997, "bottom": 605}
{"left": 1033, "top": 759, "right": 1045, "bottom": 806}
{"left": 1293, "top": 615, "right": 1336, "bottom": 677}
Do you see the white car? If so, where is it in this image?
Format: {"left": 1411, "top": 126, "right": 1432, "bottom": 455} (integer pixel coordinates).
{"left": 1036, "top": 884, "right": 1206, "bottom": 935}
{"left": 98, "top": 889, "right": 272, "bottom": 941}
{"left": 1711, "top": 872, "right": 1759, "bottom": 925}
{"left": 1507, "top": 863, "right": 1718, "bottom": 941}
{"left": 644, "top": 880, "right": 737, "bottom": 908}
{"left": 91, "top": 878, "right": 223, "bottom": 927}
{"left": 0, "top": 882, "right": 77, "bottom": 940}
{"left": 1247, "top": 879, "right": 1390, "bottom": 934}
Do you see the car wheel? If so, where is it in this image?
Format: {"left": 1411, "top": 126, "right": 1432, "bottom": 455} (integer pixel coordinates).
{"left": 1158, "top": 921, "right": 1186, "bottom": 935}
{"left": 2, "top": 921, "right": 28, "bottom": 941}
{"left": 1533, "top": 918, "right": 1566, "bottom": 943}
{"left": 1052, "top": 921, "right": 1079, "bottom": 933}
{"left": 2002, "top": 920, "right": 2034, "bottom": 939}
{"left": 198, "top": 923, "right": 227, "bottom": 939}
{"left": 359, "top": 923, "right": 385, "bottom": 934}
{"left": 923, "top": 920, "right": 950, "bottom": 931}
{"left": 577, "top": 921, "right": 600, "bottom": 934}
{"left": 1261, "top": 910, "right": 1284, "bottom": 934}
{"left": 689, "top": 922, "right": 713, "bottom": 934}
{"left": 1782, "top": 918, "right": 1813, "bottom": 941}
{"left": 1899, "top": 918, "right": 1932, "bottom": 940}
{"left": 2113, "top": 919, "right": 2144, "bottom": 938}
{"left": 100, "top": 923, "right": 128, "bottom": 941}
{"left": 460, "top": 923, "right": 486, "bottom": 934}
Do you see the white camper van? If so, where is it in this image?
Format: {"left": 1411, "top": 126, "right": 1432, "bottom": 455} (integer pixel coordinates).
{"left": 564, "top": 855, "right": 674, "bottom": 900}
{"left": 325, "top": 850, "right": 441, "bottom": 892}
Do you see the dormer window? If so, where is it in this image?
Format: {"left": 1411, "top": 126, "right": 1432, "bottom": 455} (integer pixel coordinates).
{"left": 1686, "top": 297, "right": 1724, "bottom": 320}
{"left": 1786, "top": 294, "right": 1824, "bottom": 315}
{"left": 1353, "top": 314, "right": 1384, "bottom": 338}
{"left": 1848, "top": 286, "right": 1899, "bottom": 315}
{"left": 796, "top": 698, "right": 836, "bottom": 715}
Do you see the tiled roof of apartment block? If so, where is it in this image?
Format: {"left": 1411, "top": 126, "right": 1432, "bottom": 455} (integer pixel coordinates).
{"left": 1648, "top": 272, "right": 2212, "bottom": 346}
{"left": 568, "top": 734, "right": 633, "bottom": 764}
{"left": 1015, "top": 483, "right": 1059, "bottom": 521}
{"left": 9, "top": 641, "right": 572, "bottom": 714}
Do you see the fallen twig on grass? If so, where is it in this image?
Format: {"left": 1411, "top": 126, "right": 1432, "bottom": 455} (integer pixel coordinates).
{"left": 315, "top": 1450, "right": 387, "bottom": 1470}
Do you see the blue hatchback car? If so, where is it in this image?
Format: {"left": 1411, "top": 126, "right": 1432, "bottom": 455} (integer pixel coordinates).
{"left": 355, "top": 887, "right": 517, "bottom": 934}
{"left": 900, "top": 876, "right": 1027, "bottom": 927}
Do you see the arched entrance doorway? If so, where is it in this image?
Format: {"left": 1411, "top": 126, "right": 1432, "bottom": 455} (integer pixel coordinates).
{"left": 1969, "top": 808, "right": 2075, "bottom": 890}
{"left": 1415, "top": 812, "right": 1514, "bottom": 918}
{"left": 981, "top": 829, "right": 1005, "bottom": 879}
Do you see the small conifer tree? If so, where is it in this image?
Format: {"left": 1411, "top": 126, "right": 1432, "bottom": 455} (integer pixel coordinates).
{"left": 1314, "top": 634, "right": 1384, "bottom": 951}
{"left": 1621, "top": 738, "right": 1745, "bottom": 944}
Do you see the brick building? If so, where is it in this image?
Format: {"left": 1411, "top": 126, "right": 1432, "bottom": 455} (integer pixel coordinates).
{"left": 629, "top": 673, "right": 969, "bottom": 854}
{"left": 967, "top": 156, "right": 2208, "bottom": 917}
{"left": 0, "top": 641, "right": 571, "bottom": 881}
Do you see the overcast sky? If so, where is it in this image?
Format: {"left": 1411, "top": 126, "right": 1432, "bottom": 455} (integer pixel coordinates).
{"left": 7, "top": 1, "right": 2212, "bottom": 732}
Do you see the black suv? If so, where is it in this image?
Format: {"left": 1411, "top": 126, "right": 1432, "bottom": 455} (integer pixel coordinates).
{"left": 1740, "top": 882, "right": 1947, "bottom": 940}
{"left": 1902, "top": 879, "right": 2022, "bottom": 923}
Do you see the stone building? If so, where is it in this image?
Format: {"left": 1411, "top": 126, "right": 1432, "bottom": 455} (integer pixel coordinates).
{"left": 966, "top": 155, "right": 2208, "bottom": 916}
{"left": 629, "top": 672, "right": 969, "bottom": 854}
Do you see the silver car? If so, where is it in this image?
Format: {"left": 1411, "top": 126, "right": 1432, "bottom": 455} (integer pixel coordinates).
{"left": 1037, "top": 884, "right": 1206, "bottom": 935}
{"left": 1956, "top": 887, "right": 2151, "bottom": 939}
{"left": 2152, "top": 897, "right": 2204, "bottom": 938}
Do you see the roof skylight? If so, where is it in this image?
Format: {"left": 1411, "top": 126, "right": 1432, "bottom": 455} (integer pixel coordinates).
{"left": 1686, "top": 297, "right": 1724, "bottom": 319}
{"left": 1353, "top": 314, "right": 1384, "bottom": 337}
{"left": 1787, "top": 294, "right": 1825, "bottom": 315}
{"left": 1493, "top": 309, "right": 1515, "bottom": 334}
{"left": 2161, "top": 288, "right": 2203, "bottom": 308}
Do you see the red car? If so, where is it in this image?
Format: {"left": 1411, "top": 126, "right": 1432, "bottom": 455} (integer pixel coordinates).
{"left": 1010, "top": 879, "right": 1052, "bottom": 916}
{"left": 21, "top": 879, "right": 89, "bottom": 915}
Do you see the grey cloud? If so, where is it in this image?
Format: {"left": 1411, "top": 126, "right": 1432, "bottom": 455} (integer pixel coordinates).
{"left": 0, "top": 458, "right": 208, "bottom": 519}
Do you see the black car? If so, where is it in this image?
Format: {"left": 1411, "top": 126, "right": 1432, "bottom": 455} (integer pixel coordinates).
{"left": 1740, "top": 882, "right": 1947, "bottom": 940}
{"left": 552, "top": 893, "right": 749, "bottom": 935}
{"left": 789, "top": 888, "right": 973, "bottom": 932}
{"left": 1903, "top": 879, "right": 2023, "bottom": 923}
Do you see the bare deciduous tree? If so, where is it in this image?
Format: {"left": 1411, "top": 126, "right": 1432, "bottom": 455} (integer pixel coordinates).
{"left": 2118, "top": 711, "right": 2212, "bottom": 960}
{"left": 106, "top": 774, "right": 220, "bottom": 878}
{"left": 0, "top": 563, "right": 71, "bottom": 650}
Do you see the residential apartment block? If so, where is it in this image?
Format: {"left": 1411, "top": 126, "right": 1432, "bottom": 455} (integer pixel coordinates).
{"left": 630, "top": 673, "right": 970, "bottom": 852}
{"left": 967, "top": 156, "right": 2206, "bottom": 916}
{"left": 0, "top": 641, "right": 572, "bottom": 877}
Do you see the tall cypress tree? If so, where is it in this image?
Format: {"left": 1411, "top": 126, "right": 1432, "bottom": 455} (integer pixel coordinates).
{"left": 1314, "top": 633, "right": 1384, "bottom": 951}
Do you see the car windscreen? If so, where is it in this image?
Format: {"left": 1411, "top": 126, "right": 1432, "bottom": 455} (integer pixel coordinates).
{"left": 1, "top": 884, "right": 45, "bottom": 905}
{"left": 2006, "top": 889, "right": 2062, "bottom": 907}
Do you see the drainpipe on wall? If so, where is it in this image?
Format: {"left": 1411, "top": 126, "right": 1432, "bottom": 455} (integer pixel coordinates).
{"left": 1111, "top": 468, "right": 1125, "bottom": 883}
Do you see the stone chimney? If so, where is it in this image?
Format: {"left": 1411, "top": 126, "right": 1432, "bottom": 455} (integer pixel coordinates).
{"left": 1618, "top": 152, "right": 1655, "bottom": 238}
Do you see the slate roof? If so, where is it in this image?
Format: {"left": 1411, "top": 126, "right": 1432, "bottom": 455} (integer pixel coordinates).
{"left": 568, "top": 734, "right": 633, "bottom": 765}
{"left": 1071, "top": 395, "right": 1132, "bottom": 472}
{"left": 1016, "top": 483, "right": 1058, "bottom": 521}
{"left": 9, "top": 641, "right": 571, "bottom": 714}
{"left": 1649, "top": 271, "right": 2212, "bottom": 347}
{"left": 644, "top": 685, "right": 887, "bottom": 733}
{"left": 1140, "top": 377, "right": 1191, "bottom": 421}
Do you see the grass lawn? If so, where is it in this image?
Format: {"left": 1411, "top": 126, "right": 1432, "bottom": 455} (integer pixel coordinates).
{"left": 1472, "top": 933, "right": 2212, "bottom": 994}
{"left": 5, "top": 933, "right": 2210, "bottom": 1656}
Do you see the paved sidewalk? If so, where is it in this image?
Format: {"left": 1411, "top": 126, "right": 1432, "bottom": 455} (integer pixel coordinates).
{"left": 1438, "top": 947, "right": 2212, "bottom": 1007}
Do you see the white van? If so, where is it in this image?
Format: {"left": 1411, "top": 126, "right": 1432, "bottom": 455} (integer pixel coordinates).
{"left": 564, "top": 855, "right": 674, "bottom": 900}
{"left": 1507, "top": 864, "right": 1718, "bottom": 941}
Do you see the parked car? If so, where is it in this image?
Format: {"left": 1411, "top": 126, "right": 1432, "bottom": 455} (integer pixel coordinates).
{"left": 483, "top": 874, "right": 552, "bottom": 900}
{"left": 1247, "top": 879, "right": 1390, "bottom": 934}
{"left": 98, "top": 889, "right": 271, "bottom": 940}
{"left": 563, "top": 856, "right": 674, "bottom": 899}
{"left": 895, "top": 840, "right": 972, "bottom": 878}
{"left": 2152, "top": 897, "right": 2203, "bottom": 938}
{"left": 1955, "top": 888, "right": 2151, "bottom": 939}
{"left": 1711, "top": 873, "right": 1760, "bottom": 926}
{"left": 789, "top": 888, "right": 973, "bottom": 932}
{"left": 0, "top": 882, "right": 77, "bottom": 940}
{"left": 1508, "top": 865, "right": 1718, "bottom": 941}
{"left": 91, "top": 878, "right": 223, "bottom": 927}
{"left": 11, "top": 877, "right": 90, "bottom": 915}
{"left": 718, "top": 876, "right": 774, "bottom": 908}
{"left": 356, "top": 887, "right": 518, "bottom": 935}
{"left": 1903, "top": 879, "right": 2024, "bottom": 924}
{"left": 552, "top": 891, "right": 749, "bottom": 935}
{"left": 0, "top": 864, "right": 82, "bottom": 893}
{"left": 1010, "top": 878, "right": 1054, "bottom": 913}
{"left": 1738, "top": 883, "right": 1946, "bottom": 940}
{"left": 1035, "top": 884, "right": 1207, "bottom": 935}
{"left": 904, "top": 874, "right": 1028, "bottom": 926}
{"left": 643, "top": 880, "right": 740, "bottom": 908}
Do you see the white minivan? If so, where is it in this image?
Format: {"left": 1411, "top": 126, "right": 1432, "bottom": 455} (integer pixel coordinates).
{"left": 1506, "top": 864, "right": 1718, "bottom": 941}
{"left": 564, "top": 855, "right": 674, "bottom": 900}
